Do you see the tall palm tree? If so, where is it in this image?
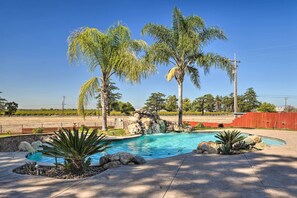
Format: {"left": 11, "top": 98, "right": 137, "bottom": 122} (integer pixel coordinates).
{"left": 68, "top": 24, "right": 155, "bottom": 131}
{"left": 142, "top": 7, "right": 233, "bottom": 126}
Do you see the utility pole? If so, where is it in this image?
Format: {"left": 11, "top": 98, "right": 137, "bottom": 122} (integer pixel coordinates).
{"left": 62, "top": 96, "right": 65, "bottom": 116}
{"left": 229, "top": 53, "right": 240, "bottom": 116}
{"left": 284, "top": 97, "right": 288, "bottom": 109}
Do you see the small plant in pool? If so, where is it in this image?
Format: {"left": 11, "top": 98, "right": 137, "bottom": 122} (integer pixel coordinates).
{"left": 215, "top": 130, "right": 245, "bottom": 154}
{"left": 42, "top": 127, "right": 110, "bottom": 175}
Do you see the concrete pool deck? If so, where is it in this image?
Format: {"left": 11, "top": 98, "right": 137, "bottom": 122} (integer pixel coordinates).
{"left": 0, "top": 129, "right": 297, "bottom": 198}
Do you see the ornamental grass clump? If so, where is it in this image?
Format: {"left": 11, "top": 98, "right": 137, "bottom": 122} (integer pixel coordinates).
{"left": 42, "top": 127, "right": 110, "bottom": 175}
{"left": 215, "top": 130, "right": 245, "bottom": 154}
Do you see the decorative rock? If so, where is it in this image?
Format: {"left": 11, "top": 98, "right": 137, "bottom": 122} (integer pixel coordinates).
{"left": 242, "top": 137, "right": 255, "bottom": 146}
{"left": 133, "top": 155, "right": 146, "bottom": 164}
{"left": 99, "top": 152, "right": 146, "bottom": 170}
{"left": 109, "top": 153, "right": 120, "bottom": 161}
{"left": 118, "top": 152, "right": 135, "bottom": 165}
{"left": 128, "top": 116, "right": 139, "bottom": 124}
{"left": 31, "top": 141, "right": 43, "bottom": 151}
{"left": 18, "top": 141, "right": 36, "bottom": 153}
{"left": 249, "top": 135, "right": 262, "bottom": 144}
{"left": 126, "top": 110, "right": 168, "bottom": 134}
{"left": 243, "top": 135, "right": 262, "bottom": 147}
{"left": 133, "top": 112, "right": 141, "bottom": 120}
{"left": 128, "top": 123, "right": 142, "bottom": 135}
{"left": 197, "top": 141, "right": 219, "bottom": 154}
{"left": 99, "top": 155, "right": 110, "bottom": 166}
{"left": 102, "top": 161, "right": 121, "bottom": 170}
{"left": 253, "top": 142, "right": 269, "bottom": 150}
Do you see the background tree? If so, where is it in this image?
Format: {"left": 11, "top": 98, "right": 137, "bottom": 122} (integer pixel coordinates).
{"left": 203, "top": 94, "right": 215, "bottom": 112}
{"left": 144, "top": 92, "right": 166, "bottom": 112}
{"left": 0, "top": 92, "right": 7, "bottom": 112}
{"left": 222, "top": 94, "right": 233, "bottom": 112}
{"left": 142, "top": 7, "right": 232, "bottom": 126}
{"left": 119, "top": 102, "right": 135, "bottom": 115}
{"left": 215, "top": 95, "right": 223, "bottom": 112}
{"left": 5, "top": 102, "right": 18, "bottom": 115}
{"left": 284, "top": 105, "right": 297, "bottom": 112}
{"left": 182, "top": 98, "right": 192, "bottom": 112}
{"left": 240, "top": 88, "right": 260, "bottom": 112}
{"left": 96, "top": 81, "right": 122, "bottom": 116}
{"left": 68, "top": 24, "right": 155, "bottom": 130}
{"left": 192, "top": 94, "right": 215, "bottom": 114}
{"left": 258, "top": 102, "right": 276, "bottom": 112}
{"left": 165, "top": 95, "right": 178, "bottom": 111}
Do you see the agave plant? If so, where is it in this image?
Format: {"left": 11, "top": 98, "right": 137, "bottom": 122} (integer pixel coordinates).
{"left": 42, "top": 127, "right": 110, "bottom": 174}
{"left": 215, "top": 130, "right": 245, "bottom": 151}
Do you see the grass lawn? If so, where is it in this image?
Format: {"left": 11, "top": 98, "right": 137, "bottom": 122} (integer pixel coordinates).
{"left": 99, "top": 128, "right": 127, "bottom": 136}
{"left": 0, "top": 133, "right": 12, "bottom": 138}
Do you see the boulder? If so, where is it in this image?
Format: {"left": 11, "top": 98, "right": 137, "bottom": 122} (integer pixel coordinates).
{"left": 249, "top": 135, "right": 262, "bottom": 143}
{"left": 133, "top": 155, "right": 146, "bottom": 164}
{"left": 102, "top": 161, "right": 121, "bottom": 170}
{"left": 128, "top": 116, "right": 139, "bottom": 124}
{"left": 166, "top": 122, "right": 174, "bottom": 131}
{"left": 128, "top": 123, "right": 142, "bottom": 135}
{"left": 99, "top": 152, "right": 146, "bottom": 169}
{"left": 197, "top": 141, "right": 219, "bottom": 154}
{"left": 109, "top": 153, "right": 120, "bottom": 161}
{"left": 31, "top": 141, "right": 43, "bottom": 151}
{"left": 18, "top": 141, "right": 35, "bottom": 153}
{"left": 133, "top": 112, "right": 141, "bottom": 120}
{"left": 243, "top": 135, "right": 262, "bottom": 146}
{"left": 141, "top": 118, "right": 152, "bottom": 129}
{"left": 253, "top": 142, "right": 269, "bottom": 150}
{"left": 99, "top": 155, "right": 110, "bottom": 166}
{"left": 118, "top": 152, "right": 135, "bottom": 165}
{"left": 243, "top": 137, "right": 255, "bottom": 146}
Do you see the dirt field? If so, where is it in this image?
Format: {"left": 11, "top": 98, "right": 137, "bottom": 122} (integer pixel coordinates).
{"left": 0, "top": 115, "right": 235, "bottom": 133}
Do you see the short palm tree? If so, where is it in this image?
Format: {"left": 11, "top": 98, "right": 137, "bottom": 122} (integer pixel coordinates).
{"left": 42, "top": 127, "right": 110, "bottom": 174}
{"left": 68, "top": 24, "right": 155, "bottom": 130}
{"left": 142, "top": 7, "right": 233, "bottom": 126}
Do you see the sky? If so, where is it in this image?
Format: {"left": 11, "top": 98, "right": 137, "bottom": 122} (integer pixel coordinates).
{"left": 0, "top": 0, "right": 297, "bottom": 109}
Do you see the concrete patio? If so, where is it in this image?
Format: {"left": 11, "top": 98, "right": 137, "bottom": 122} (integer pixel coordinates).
{"left": 1, "top": 129, "right": 297, "bottom": 198}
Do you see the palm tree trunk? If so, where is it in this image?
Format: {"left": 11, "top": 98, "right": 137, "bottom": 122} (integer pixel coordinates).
{"left": 101, "top": 80, "right": 108, "bottom": 131}
{"left": 178, "top": 82, "right": 183, "bottom": 126}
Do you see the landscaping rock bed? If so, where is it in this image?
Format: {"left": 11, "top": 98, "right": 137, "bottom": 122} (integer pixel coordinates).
{"left": 0, "top": 134, "right": 53, "bottom": 152}
{"left": 13, "top": 162, "right": 104, "bottom": 179}
{"left": 195, "top": 135, "right": 269, "bottom": 155}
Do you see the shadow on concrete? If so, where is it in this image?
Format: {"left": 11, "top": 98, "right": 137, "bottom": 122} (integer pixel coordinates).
{"left": 1, "top": 151, "right": 297, "bottom": 198}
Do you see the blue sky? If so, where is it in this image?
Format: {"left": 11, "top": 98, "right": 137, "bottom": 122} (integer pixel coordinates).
{"left": 0, "top": 0, "right": 297, "bottom": 109}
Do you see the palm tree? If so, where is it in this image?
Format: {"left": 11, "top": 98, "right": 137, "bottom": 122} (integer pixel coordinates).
{"left": 142, "top": 7, "right": 232, "bottom": 126}
{"left": 68, "top": 24, "right": 155, "bottom": 131}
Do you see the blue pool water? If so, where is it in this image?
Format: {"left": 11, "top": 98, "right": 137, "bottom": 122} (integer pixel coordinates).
{"left": 28, "top": 132, "right": 286, "bottom": 164}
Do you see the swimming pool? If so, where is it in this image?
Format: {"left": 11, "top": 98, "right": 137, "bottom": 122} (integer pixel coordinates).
{"left": 28, "top": 132, "right": 286, "bottom": 164}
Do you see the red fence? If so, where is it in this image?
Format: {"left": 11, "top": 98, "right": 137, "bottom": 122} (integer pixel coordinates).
{"left": 187, "top": 112, "right": 297, "bottom": 131}
{"left": 231, "top": 112, "right": 297, "bottom": 130}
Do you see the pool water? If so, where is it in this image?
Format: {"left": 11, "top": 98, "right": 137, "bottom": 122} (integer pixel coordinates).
{"left": 28, "top": 132, "right": 286, "bottom": 164}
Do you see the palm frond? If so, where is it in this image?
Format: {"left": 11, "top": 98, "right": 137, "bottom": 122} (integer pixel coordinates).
{"left": 197, "top": 52, "right": 233, "bottom": 81}
{"left": 166, "top": 66, "right": 178, "bottom": 81}
{"left": 186, "top": 66, "right": 200, "bottom": 88}
{"left": 199, "top": 26, "right": 227, "bottom": 45}
{"left": 78, "top": 77, "right": 100, "bottom": 117}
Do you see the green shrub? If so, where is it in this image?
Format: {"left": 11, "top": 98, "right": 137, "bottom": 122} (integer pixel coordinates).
{"left": 215, "top": 130, "right": 245, "bottom": 154}
{"left": 32, "top": 127, "right": 44, "bottom": 134}
{"left": 42, "top": 127, "right": 110, "bottom": 174}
